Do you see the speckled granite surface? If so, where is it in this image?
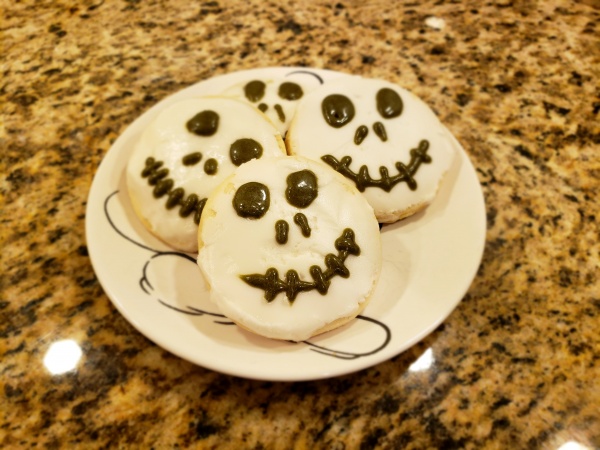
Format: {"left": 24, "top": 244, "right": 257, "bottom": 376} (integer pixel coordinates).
{"left": 2, "top": 0, "right": 600, "bottom": 448}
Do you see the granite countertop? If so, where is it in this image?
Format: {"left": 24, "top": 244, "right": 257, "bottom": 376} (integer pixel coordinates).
{"left": 2, "top": 0, "right": 599, "bottom": 448}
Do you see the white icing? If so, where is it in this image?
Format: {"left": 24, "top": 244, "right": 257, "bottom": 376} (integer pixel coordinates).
{"left": 221, "top": 74, "right": 322, "bottom": 135}
{"left": 126, "top": 97, "right": 285, "bottom": 252}
{"left": 286, "top": 76, "right": 455, "bottom": 222}
{"left": 197, "top": 156, "right": 382, "bottom": 342}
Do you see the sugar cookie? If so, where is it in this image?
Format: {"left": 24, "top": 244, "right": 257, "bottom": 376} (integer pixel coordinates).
{"left": 197, "top": 156, "right": 382, "bottom": 341}
{"left": 126, "top": 97, "right": 286, "bottom": 252}
{"left": 286, "top": 76, "right": 455, "bottom": 223}
{"left": 221, "top": 73, "right": 322, "bottom": 136}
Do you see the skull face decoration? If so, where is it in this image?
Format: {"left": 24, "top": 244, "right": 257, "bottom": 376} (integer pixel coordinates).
{"left": 286, "top": 76, "right": 456, "bottom": 223}
{"left": 222, "top": 73, "right": 323, "bottom": 135}
{"left": 197, "top": 156, "right": 382, "bottom": 342}
{"left": 126, "top": 97, "right": 285, "bottom": 252}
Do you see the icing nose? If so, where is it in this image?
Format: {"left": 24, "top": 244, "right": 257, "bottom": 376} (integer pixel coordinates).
{"left": 275, "top": 213, "right": 311, "bottom": 245}
{"left": 256, "top": 103, "right": 286, "bottom": 123}
{"left": 353, "top": 122, "right": 388, "bottom": 145}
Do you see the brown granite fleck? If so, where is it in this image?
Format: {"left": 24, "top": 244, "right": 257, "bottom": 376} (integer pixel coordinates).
{"left": 1, "top": 0, "right": 600, "bottom": 448}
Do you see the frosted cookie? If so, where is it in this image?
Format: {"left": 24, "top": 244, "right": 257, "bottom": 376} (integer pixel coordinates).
{"left": 221, "top": 72, "right": 323, "bottom": 136}
{"left": 127, "top": 97, "right": 286, "bottom": 253}
{"left": 197, "top": 156, "right": 382, "bottom": 342}
{"left": 286, "top": 76, "right": 455, "bottom": 223}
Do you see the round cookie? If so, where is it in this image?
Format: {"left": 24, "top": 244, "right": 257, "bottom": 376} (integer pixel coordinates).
{"left": 286, "top": 76, "right": 455, "bottom": 223}
{"left": 221, "top": 74, "right": 322, "bottom": 136}
{"left": 127, "top": 97, "right": 286, "bottom": 253}
{"left": 197, "top": 156, "right": 382, "bottom": 342}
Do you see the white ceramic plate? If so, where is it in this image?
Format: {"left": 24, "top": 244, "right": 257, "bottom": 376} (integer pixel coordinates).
{"left": 86, "top": 67, "right": 486, "bottom": 381}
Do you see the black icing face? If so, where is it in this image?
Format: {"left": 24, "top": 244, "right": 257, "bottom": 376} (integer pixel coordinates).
{"left": 243, "top": 80, "right": 304, "bottom": 125}
{"left": 321, "top": 88, "right": 403, "bottom": 145}
{"left": 182, "top": 110, "right": 265, "bottom": 176}
{"left": 230, "top": 169, "right": 361, "bottom": 303}
{"left": 139, "top": 108, "right": 269, "bottom": 226}
{"left": 232, "top": 169, "right": 318, "bottom": 244}
{"left": 316, "top": 85, "right": 433, "bottom": 193}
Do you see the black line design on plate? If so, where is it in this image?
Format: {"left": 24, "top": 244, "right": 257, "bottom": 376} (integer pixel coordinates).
{"left": 104, "top": 190, "right": 225, "bottom": 326}
{"left": 104, "top": 189, "right": 391, "bottom": 358}
{"left": 304, "top": 315, "right": 391, "bottom": 359}
{"left": 285, "top": 69, "right": 324, "bottom": 84}
{"left": 158, "top": 300, "right": 233, "bottom": 324}
{"left": 104, "top": 190, "right": 158, "bottom": 253}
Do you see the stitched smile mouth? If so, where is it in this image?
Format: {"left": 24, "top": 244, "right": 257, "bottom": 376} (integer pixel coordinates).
{"left": 321, "top": 140, "right": 432, "bottom": 192}
{"left": 240, "top": 228, "right": 360, "bottom": 303}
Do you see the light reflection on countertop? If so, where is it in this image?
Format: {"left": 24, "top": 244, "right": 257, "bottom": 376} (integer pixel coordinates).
{"left": 408, "top": 348, "right": 434, "bottom": 372}
{"left": 558, "top": 442, "right": 594, "bottom": 450}
{"left": 43, "top": 340, "right": 83, "bottom": 375}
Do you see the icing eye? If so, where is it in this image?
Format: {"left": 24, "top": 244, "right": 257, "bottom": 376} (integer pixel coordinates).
{"left": 186, "top": 110, "right": 219, "bottom": 136}
{"left": 376, "top": 88, "right": 403, "bottom": 119}
{"left": 233, "top": 182, "right": 270, "bottom": 219}
{"left": 278, "top": 82, "right": 303, "bottom": 101}
{"left": 322, "top": 94, "right": 355, "bottom": 128}
{"left": 286, "top": 170, "right": 318, "bottom": 208}
{"left": 230, "top": 138, "right": 263, "bottom": 166}
{"left": 244, "top": 80, "right": 266, "bottom": 102}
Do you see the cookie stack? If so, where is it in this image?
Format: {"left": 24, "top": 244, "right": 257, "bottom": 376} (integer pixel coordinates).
{"left": 126, "top": 73, "right": 454, "bottom": 341}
